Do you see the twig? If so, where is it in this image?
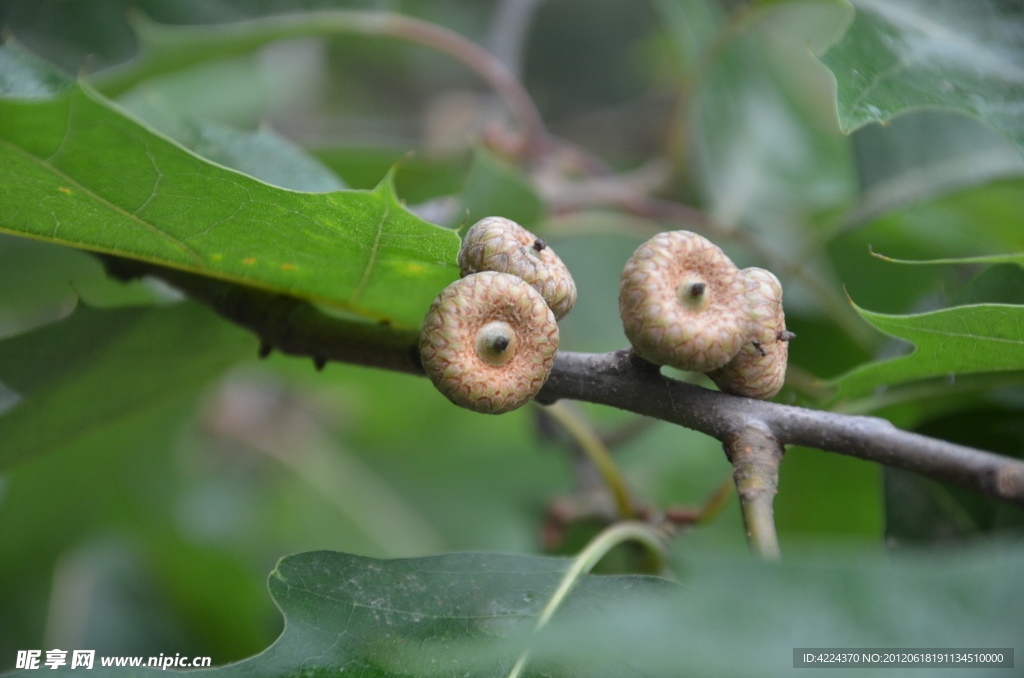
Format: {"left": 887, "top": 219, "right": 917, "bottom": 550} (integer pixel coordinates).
{"left": 100, "top": 257, "right": 424, "bottom": 375}
{"left": 541, "top": 351, "right": 1024, "bottom": 508}
{"left": 693, "top": 473, "right": 735, "bottom": 525}
{"left": 486, "top": 0, "right": 547, "bottom": 76}
{"left": 101, "top": 260, "right": 1024, "bottom": 509}
{"left": 540, "top": 401, "right": 635, "bottom": 519}
{"left": 723, "top": 424, "right": 783, "bottom": 559}
{"left": 94, "top": 10, "right": 550, "bottom": 160}
{"left": 599, "top": 415, "right": 658, "bottom": 450}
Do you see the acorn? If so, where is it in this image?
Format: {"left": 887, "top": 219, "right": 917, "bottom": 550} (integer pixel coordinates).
{"left": 458, "top": 216, "right": 577, "bottom": 320}
{"left": 619, "top": 230, "right": 749, "bottom": 372}
{"left": 708, "top": 267, "right": 791, "bottom": 400}
{"left": 420, "top": 271, "right": 559, "bottom": 414}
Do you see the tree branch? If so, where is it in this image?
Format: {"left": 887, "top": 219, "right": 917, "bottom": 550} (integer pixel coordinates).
{"left": 540, "top": 350, "right": 1024, "bottom": 507}
{"left": 723, "top": 424, "right": 783, "bottom": 559}
{"left": 486, "top": 0, "right": 548, "bottom": 77}
{"left": 102, "top": 259, "right": 1024, "bottom": 509}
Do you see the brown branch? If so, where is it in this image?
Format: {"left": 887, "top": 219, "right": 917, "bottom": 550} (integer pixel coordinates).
{"left": 100, "top": 258, "right": 424, "bottom": 375}
{"left": 540, "top": 351, "right": 1024, "bottom": 508}
{"left": 102, "top": 259, "right": 1024, "bottom": 509}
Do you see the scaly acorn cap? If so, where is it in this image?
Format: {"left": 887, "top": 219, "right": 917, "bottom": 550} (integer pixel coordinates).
{"left": 458, "top": 216, "right": 577, "bottom": 320}
{"left": 619, "top": 230, "right": 749, "bottom": 372}
{"left": 420, "top": 271, "right": 559, "bottom": 414}
{"left": 707, "top": 267, "right": 790, "bottom": 400}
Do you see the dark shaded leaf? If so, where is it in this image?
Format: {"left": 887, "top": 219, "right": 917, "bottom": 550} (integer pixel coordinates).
{"left": 6, "top": 550, "right": 669, "bottom": 677}
{"left": 885, "top": 408, "right": 1024, "bottom": 546}
{"left": 11, "top": 545, "right": 1024, "bottom": 677}
{"left": 0, "top": 302, "right": 255, "bottom": 469}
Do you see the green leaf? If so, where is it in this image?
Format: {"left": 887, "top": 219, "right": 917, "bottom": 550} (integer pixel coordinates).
{"left": 0, "top": 302, "right": 255, "bottom": 469}
{"left": 822, "top": 0, "right": 1024, "bottom": 154}
{"left": 6, "top": 550, "right": 669, "bottom": 677}
{"left": 0, "top": 235, "right": 175, "bottom": 338}
{"left": 116, "top": 106, "right": 349, "bottom": 193}
{"left": 832, "top": 300, "right": 1024, "bottom": 401}
{"left": 458, "top": 147, "right": 543, "bottom": 229}
{"left": 830, "top": 265, "right": 1024, "bottom": 416}
{"left": 0, "top": 58, "right": 460, "bottom": 328}
{"left": 12, "top": 545, "right": 1024, "bottom": 677}
{"left": 841, "top": 178, "right": 1024, "bottom": 277}
{"left": 847, "top": 110, "right": 1024, "bottom": 225}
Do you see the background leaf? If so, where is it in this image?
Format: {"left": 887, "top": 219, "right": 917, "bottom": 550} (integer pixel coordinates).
{"left": 833, "top": 301, "right": 1024, "bottom": 401}
{"left": 526, "top": 543, "right": 1023, "bottom": 677}
{"left": 822, "top": 0, "right": 1024, "bottom": 154}
{"left": 0, "top": 234, "right": 178, "bottom": 338}
{"left": 884, "top": 407, "right": 1024, "bottom": 548}
{"left": 5, "top": 550, "right": 671, "bottom": 677}
{"left": 0, "top": 302, "right": 254, "bottom": 469}
{"left": 8, "top": 545, "right": 1023, "bottom": 677}
{"left": 847, "top": 110, "right": 1024, "bottom": 224}
{"left": 0, "top": 38, "right": 73, "bottom": 97}
{"left": 458, "top": 147, "right": 542, "bottom": 228}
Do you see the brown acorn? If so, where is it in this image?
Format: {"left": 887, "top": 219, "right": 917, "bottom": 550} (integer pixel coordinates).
{"left": 707, "top": 267, "right": 790, "bottom": 399}
{"left": 458, "top": 216, "right": 577, "bottom": 320}
{"left": 619, "top": 230, "right": 750, "bottom": 372}
{"left": 420, "top": 271, "right": 559, "bottom": 414}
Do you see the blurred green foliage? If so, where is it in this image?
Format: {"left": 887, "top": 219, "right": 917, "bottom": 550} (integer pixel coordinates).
{"left": 0, "top": 0, "right": 1023, "bottom": 674}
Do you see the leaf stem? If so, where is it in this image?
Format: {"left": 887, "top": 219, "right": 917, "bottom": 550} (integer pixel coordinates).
{"left": 506, "top": 521, "right": 668, "bottom": 678}
{"left": 541, "top": 401, "right": 635, "bottom": 519}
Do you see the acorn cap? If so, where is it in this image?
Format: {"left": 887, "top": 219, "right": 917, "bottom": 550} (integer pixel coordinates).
{"left": 458, "top": 216, "right": 577, "bottom": 320}
{"left": 619, "top": 230, "right": 749, "bottom": 372}
{"left": 420, "top": 271, "right": 559, "bottom": 414}
{"left": 707, "top": 267, "right": 788, "bottom": 400}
